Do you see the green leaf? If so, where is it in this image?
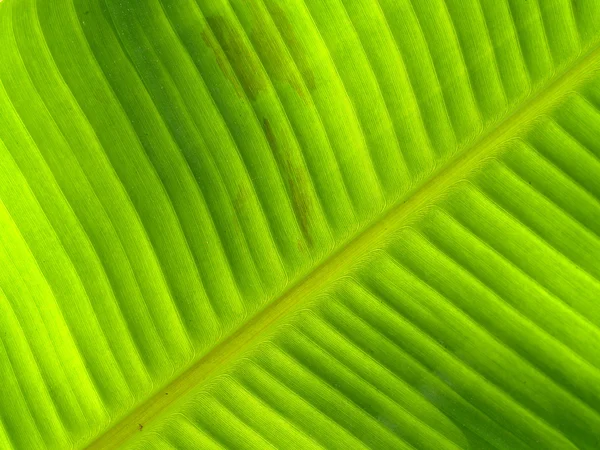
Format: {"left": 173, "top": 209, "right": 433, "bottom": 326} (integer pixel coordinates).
{"left": 1, "top": 0, "right": 599, "bottom": 448}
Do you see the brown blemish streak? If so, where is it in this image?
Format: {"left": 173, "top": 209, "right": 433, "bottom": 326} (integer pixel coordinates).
{"left": 263, "top": 118, "right": 313, "bottom": 248}
{"left": 205, "top": 15, "right": 267, "bottom": 101}
{"left": 245, "top": 2, "right": 309, "bottom": 102}
{"left": 200, "top": 26, "right": 246, "bottom": 100}
{"left": 265, "top": 2, "right": 316, "bottom": 92}
{"left": 202, "top": 11, "right": 314, "bottom": 245}
{"left": 285, "top": 156, "right": 313, "bottom": 249}
{"left": 262, "top": 117, "right": 277, "bottom": 151}
{"left": 233, "top": 183, "right": 250, "bottom": 213}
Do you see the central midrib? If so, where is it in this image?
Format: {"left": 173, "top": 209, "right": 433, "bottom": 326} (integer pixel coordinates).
{"left": 86, "top": 41, "right": 600, "bottom": 450}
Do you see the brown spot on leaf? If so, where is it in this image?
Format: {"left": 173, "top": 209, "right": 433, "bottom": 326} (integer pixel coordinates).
{"left": 263, "top": 118, "right": 312, "bottom": 248}
{"left": 200, "top": 25, "right": 246, "bottom": 100}
{"left": 288, "top": 72, "right": 309, "bottom": 100}
{"left": 205, "top": 15, "right": 267, "bottom": 101}
{"left": 138, "top": 424, "right": 143, "bottom": 431}
{"left": 262, "top": 117, "right": 277, "bottom": 150}
{"left": 233, "top": 183, "right": 250, "bottom": 212}
{"left": 267, "top": 2, "right": 316, "bottom": 92}
{"left": 245, "top": 3, "right": 309, "bottom": 102}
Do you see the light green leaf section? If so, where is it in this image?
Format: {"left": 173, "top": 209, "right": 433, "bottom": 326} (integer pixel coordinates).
{"left": 0, "top": 0, "right": 599, "bottom": 449}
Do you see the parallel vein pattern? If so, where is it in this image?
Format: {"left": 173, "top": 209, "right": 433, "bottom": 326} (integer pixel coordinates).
{"left": 0, "top": 0, "right": 599, "bottom": 448}
{"left": 135, "top": 94, "right": 600, "bottom": 449}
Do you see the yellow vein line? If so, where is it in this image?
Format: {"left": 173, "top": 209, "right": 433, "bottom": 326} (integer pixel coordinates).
{"left": 86, "top": 32, "right": 600, "bottom": 450}
{"left": 299, "top": 0, "right": 387, "bottom": 209}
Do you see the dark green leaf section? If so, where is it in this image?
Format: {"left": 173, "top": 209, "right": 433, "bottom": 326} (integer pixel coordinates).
{"left": 0, "top": 0, "right": 599, "bottom": 448}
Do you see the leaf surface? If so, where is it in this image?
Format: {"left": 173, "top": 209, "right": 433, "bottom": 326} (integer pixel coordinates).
{"left": 0, "top": 0, "right": 600, "bottom": 448}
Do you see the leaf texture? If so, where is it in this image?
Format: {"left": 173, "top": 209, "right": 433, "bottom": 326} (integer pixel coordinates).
{"left": 0, "top": 0, "right": 599, "bottom": 449}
